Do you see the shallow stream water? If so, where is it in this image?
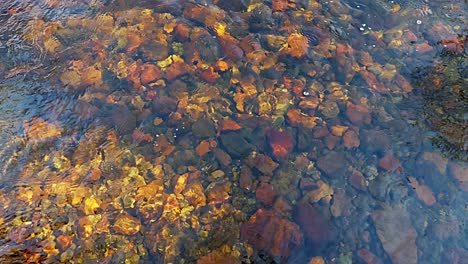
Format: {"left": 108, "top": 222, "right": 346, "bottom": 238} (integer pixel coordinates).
{"left": 0, "top": 0, "right": 466, "bottom": 263}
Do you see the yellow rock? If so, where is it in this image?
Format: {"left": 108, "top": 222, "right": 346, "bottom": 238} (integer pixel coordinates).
{"left": 331, "top": 125, "right": 349, "bottom": 137}
{"left": 84, "top": 197, "right": 100, "bottom": 215}
{"left": 113, "top": 214, "right": 141, "bottom": 235}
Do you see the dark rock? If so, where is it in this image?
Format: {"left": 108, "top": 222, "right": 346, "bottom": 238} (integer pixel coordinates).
{"left": 293, "top": 202, "right": 332, "bottom": 249}
{"left": 316, "top": 151, "right": 347, "bottom": 176}
{"left": 192, "top": 118, "right": 216, "bottom": 139}
{"left": 241, "top": 209, "right": 303, "bottom": 258}
{"left": 360, "top": 129, "right": 390, "bottom": 155}
{"left": 152, "top": 94, "right": 178, "bottom": 117}
{"left": 111, "top": 106, "right": 136, "bottom": 135}
{"left": 220, "top": 132, "right": 253, "bottom": 158}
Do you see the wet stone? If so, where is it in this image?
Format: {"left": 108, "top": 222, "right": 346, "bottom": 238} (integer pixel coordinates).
{"left": 294, "top": 202, "right": 333, "bottom": 249}
{"left": 316, "top": 151, "right": 347, "bottom": 176}
{"left": 245, "top": 152, "right": 279, "bottom": 176}
{"left": 241, "top": 208, "right": 303, "bottom": 258}
{"left": 319, "top": 101, "right": 340, "bottom": 119}
{"left": 221, "top": 132, "right": 254, "bottom": 158}
{"left": 192, "top": 118, "right": 216, "bottom": 139}
{"left": 371, "top": 206, "right": 417, "bottom": 264}
{"left": 360, "top": 129, "right": 391, "bottom": 155}
{"left": 255, "top": 182, "right": 275, "bottom": 206}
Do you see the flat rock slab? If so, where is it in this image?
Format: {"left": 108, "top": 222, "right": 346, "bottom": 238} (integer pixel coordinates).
{"left": 371, "top": 206, "right": 417, "bottom": 264}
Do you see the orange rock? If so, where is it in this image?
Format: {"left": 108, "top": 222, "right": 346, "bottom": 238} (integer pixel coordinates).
{"left": 114, "top": 214, "right": 141, "bottom": 235}
{"left": 393, "top": 74, "right": 413, "bottom": 93}
{"left": 174, "top": 23, "right": 190, "bottom": 42}
{"left": 132, "top": 129, "right": 154, "bottom": 144}
{"left": 272, "top": 0, "right": 289, "bottom": 11}
{"left": 408, "top": 177, "right": 436, "bottom": 205}
{"left": 88, "top": 167, "right": 102, "bottom": 181}
{"left": 286, "top": 33, "right": 309, "bottom": 58}
{"left": 196, "top": 249, "right": 239, "bottom": 264}
{"left": 126, "top": 32, "right": 142, "bottom": 52}
{"left": 358, "top": 51, "right": 374, "bottom": 66}
{"left": 140, "top": 64, "right": 161, "bottom": 84}
{"left": 199, "top": 66, "right": 220, "bottom": 83}
{"left": 196, "top": 140, "right": 211, "bottom": 156}
{"left": 207, "top": 182, "right": 231, "bottom": 204}
{"left": 81, "top": 65, "right": 103, "bottom": 86}
{"left": 165, "top": 61, "right": 191, "bottom": 81}
{"left": 308, "top": 256, "right": 325, "bottom": 264}
{"left": 343, "top": 130, "right": 360, "bottom": 149}
{"left": 360, "top": 69, "right": 388, "bottom": 93}
{"left": 214, "top": 60, "right": 229, "bottom": 72}
{"left": 286, "top": 109, "right": 303, "bottom": 126}
{"left": 174, "top": 173, "right": 189, "bottom": 195}
{"left": 241, "top": 209, "right": 303, "bottom": 257}
{"left": 267, "top": 130, "right": 295, "bottom": 159}
{"left": 184, "top": 182, "right": 207, "bottom": 209}
{"left": 220, "top": 119, "right": 242, "bottom": 132}
{"left": 217, "top": 33, "right": 244, "bottom": 60}
{"left": 415, "top": 41, "right": 433, "bottom": 53}
{"left": 23, "top": 118, "right": 61, "bottom": 142}
{"left": 56, "top": 235, "right": 73, "bottom": 251}
{"left": 331, "top": 125, "right": 348, "bottom": 137}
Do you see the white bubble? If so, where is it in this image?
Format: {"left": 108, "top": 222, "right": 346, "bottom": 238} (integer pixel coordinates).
{"left": 416, "top": 20, "right": 422, "bottom": 25}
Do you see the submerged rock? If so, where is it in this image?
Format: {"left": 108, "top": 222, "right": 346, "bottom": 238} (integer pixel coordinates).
{"left": 241, "top": 208, "right": 303, "bottom": 258}
{"left": 371, "top": 206, "right": 417, "bottom": 264}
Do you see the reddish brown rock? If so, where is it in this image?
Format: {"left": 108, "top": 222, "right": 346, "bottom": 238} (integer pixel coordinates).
{"left": 196, "top": 140, "right": 211, "bottom": 156}
{"left": 241, "top": 209, "right": 303, "bottom": 257}
{"left": 343, "top": 130, "right": 360, "bottom": 149}
{"left": 415, "top": 41, "right": 433, "bottom": 53}
{"left": 140, "top": 64, "right": 161, "bottom": 84}
{"left": 407, "top": 177, "right": 436, "bottom": 205}
{"left": 220, "top": 119, "right": 242, "bottom": 132}
{"left": 330, "top": 188, "right": 351, "bottom": 217}
{"left": 357, "top": 249, "right": 383, "bottom": 264}
{"left": 346, "top": 102, "right": 371, "bottom": 126}
{"left": 316, "top": 151, "right": 347, "bottom": 176}
{"left": 325, "top": 135, "right": 340, "bottom": 150}
{"left": 239, "top": 166, "right": 253, "bottom": 191}
{"left": 313, "top": 126, "right": 329, "bottom": 138}
{"left": 213, "top": 148, "right": 232, "bottom": 166}
{"left": 256, "top": 182, "right": 275, "bottom": 206}
{"left": 378, "top": 152, "right": 400, "bottom": 172}
{"left": 349, "top": 170, "right": 366, "bottom": 191}
{"left": 448, "top": 162, "right": 468, "bottom": 191}
{"left": 273, "top": 197, "right": 292, "bottom": 216}
{"left": 196, "top": 250, "right": 240, "bottom": 264}
{"left": 245, "top": 153, "right": 279, "bottom": 175}
{"left": 294, "top": 202, "right": 332, "bottom": 248}
{"left": 267, "top": 129, "right": 295, "bottom": 159}
{"left": 56, "top": 235, "right": 73, "bottom": 251}
{"left": 165, "top": 61, "right": 191, "bottom": 81}
{"left": 371, "top": 206, "right": 417, "bottom": 264}
{"left": 272, "top": 0, "right": 289, "bottom": 11}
